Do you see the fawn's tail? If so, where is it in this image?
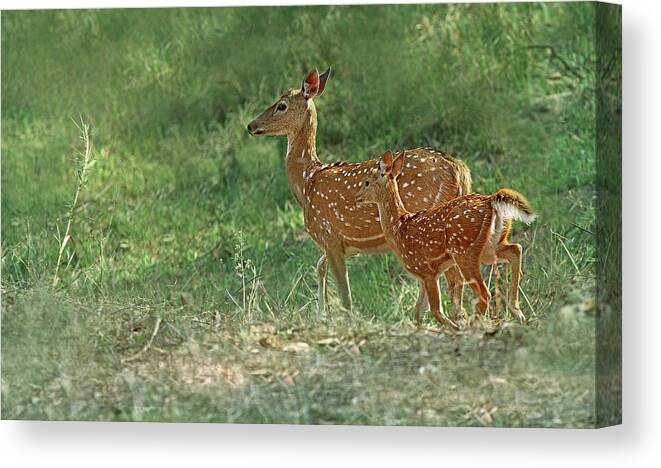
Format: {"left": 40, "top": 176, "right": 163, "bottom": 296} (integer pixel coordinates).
{"left": 491, "top": 188, "right": 536, "bottom": 224}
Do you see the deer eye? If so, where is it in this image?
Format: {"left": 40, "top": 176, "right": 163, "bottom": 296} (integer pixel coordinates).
{"left": 276, "top": 102, "right": 288, "bottom": 112}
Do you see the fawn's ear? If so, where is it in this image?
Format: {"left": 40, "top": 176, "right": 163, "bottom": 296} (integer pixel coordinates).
{"left": 379, "top": 150, "right": 392, "bottom": 176}
{"left": 383, "top": 150, "right": 394, "bottom": 167}
{"left": 392, "top": 152, "right": 405, "bottom": 179}
{"left": 317, "top": 67, "right": 331, "bottom": 97}
{"left": 380, "top": 150, "right": 394, "bottom": 175}
{"left": 302, "top": 69, "right": 320, "bottom": 100}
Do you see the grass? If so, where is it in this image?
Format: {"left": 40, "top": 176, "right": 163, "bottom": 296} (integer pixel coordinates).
{"left": 2, "top": 3, "right": 604, "bottom": 426}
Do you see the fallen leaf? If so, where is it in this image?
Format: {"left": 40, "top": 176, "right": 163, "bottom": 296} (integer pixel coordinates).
{"left": 250, "top": 323, "right": 277, "bottom": 335}
{"left": 315, "top": 337, "right": 340, "bottom": 346}
{"left": 580, "top": 298, "right": 596, "bottom": 315}
{"left": 478, "top": 406, "right": 497, "bottom": 426}
{"left": 489, "top": 375, "right": 507, "bottom": 385}
{"left": 349, "top": 344, "right": 361, "bottom": 356}
{"left": 283, "top": 342, "right": 310, "bottom": 353}
{"left": 282, "top": 375, "right": 295, "bottom": 387}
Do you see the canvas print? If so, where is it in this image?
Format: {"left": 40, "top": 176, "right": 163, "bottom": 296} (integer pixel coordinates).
{"left": 1, "top": 2, "right": 621, "bottom": 427}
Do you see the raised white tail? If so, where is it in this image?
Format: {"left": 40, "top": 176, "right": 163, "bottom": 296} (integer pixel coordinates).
{"left": 491, "top": 188, "right": 537, "bottom": 225}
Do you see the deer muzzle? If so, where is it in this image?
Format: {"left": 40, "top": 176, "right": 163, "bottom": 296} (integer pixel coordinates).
{"left": 246, "top": 121, "right": 264, "bottom": 136}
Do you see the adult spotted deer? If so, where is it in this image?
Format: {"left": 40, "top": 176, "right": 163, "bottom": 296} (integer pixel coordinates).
{"left": 355, "top": 150, "right": 536, "bottom": 327}
{"left": 247, "top": 68, "right": 472, "bottom": 317}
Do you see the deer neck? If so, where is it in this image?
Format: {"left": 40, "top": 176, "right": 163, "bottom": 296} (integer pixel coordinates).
{"left": 374, "top": 181, "right": 409, "bottom": 252}
{"left": 286, "top": 103, "right": 321, "bottom": 206}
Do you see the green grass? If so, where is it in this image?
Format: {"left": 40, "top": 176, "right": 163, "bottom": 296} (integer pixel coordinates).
{"left": 2, "top": 3, "right": 601, "bottom": 426}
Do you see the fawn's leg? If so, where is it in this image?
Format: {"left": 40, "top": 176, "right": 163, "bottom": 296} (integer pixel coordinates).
{"left": 423, "top": 277, "right": 458, "bottom": 330}
{"left": 414, "top": 280, "right": 428, "bottom": 324}
{"left": 415, "top": 257, "right": 454, "bottom": 320}
{"left": 457, "top": 262, "right": 492, "bottom": 318}
{"left": 316, "top": 254, "right": 328, "bottom": 317}
{"left": 328, "top": 252, "right": 352, "bottom": 312}
{"left": 444, "top": 266, "right": 465, "bottom": 321}
{"left": 496, "top": 243, "right": 525, "bottom": 322}
{"left": 493, "top": 263, "right": 501, "bottom": 319}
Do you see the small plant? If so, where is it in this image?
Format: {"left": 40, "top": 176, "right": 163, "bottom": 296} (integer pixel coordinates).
{"left": 52, "top": 118, "right": 95, "bottom": 288}
{"left": 227, "top": 231, "right": 261, "bottom": 323}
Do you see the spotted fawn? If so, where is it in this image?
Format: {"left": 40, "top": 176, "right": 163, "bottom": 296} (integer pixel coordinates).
{"left": 247, "top": 68, "right": 472, "bottom": 317}
{"left": 356, "top": 150, "right": 536, "bottom": 328}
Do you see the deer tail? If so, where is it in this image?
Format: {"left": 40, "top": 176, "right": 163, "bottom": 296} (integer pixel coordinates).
{"left": 491, "top": 188, "right": 536, "bottom": 224}
{"left": 456, "top": 159, "right": 472, "bottom": 196}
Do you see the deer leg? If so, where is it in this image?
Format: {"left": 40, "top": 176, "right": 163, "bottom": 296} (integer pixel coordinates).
{"left": 415, "top": 258, "right": 455, "bottom": 322}
{"left": 494, "top": 263, "right": 501, "bottom": 319}
{"left": 423, "top": 276, "right": 458, "bottom": 330}
{"left": 496, "top": 243, "right": 525, "bottom": 322}
{"left": 414, "top": 280, "right": 429, "bottom": 325}
{"left": 328, "top": 252, "right": 352, "bottom": 312}
{"left": 316, "top": 254, "right": 328, "bottom": 317}
{"left": 457, "top": 262, "right": 491, "bottom": 318}
{"left": 444, "top": 266, "right": 465, "bottom": 321}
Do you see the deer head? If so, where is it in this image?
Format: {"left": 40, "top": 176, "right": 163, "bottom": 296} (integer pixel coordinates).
{"left": 355, "top": 150, "right": 405, "bottom": 206}
{"left": 247, "top": 67, "right": 331, "bottom": 137}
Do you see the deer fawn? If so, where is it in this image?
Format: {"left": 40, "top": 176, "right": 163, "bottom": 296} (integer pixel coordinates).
{"left": 247, "top": 68, "right": 472, "bottom": 317}
{"left": 355, "top": 150, "right": 536, "bottom": 328}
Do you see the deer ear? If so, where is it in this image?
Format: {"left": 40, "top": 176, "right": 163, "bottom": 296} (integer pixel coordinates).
{"left": 380, "top": 150, "right": 394, "bottom": 176}
{"left": 392, "top": 152, "right": 405, "bottom": 179}
{"left": 383, "top": 150, "right": 394, "bottom": 167}
{"left": 302, "top": 68, "right": 320, "bottom": 99}
{"left": 317, "top": 67, "right": 331, "bottom": 97}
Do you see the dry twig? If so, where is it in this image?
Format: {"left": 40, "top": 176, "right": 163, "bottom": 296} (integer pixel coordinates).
{"left": 122, "top": 317, "right": 163, "bottom": 363}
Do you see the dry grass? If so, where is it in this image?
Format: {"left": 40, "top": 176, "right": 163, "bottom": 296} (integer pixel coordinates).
{"left": 2, "top": 283, "right": 596, "bottom": 426}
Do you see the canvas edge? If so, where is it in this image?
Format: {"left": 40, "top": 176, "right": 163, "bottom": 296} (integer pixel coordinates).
{"left": 594, "top": 0, "right": 622, "bottom": 428}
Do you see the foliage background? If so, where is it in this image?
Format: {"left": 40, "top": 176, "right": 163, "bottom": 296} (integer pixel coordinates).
{"left": 2, "top": 3, "right": 602, "bottom": 426}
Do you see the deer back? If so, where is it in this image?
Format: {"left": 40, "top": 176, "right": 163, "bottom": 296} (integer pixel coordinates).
{"left": 303, "top": 148, "right": 471, "bottom": 253}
